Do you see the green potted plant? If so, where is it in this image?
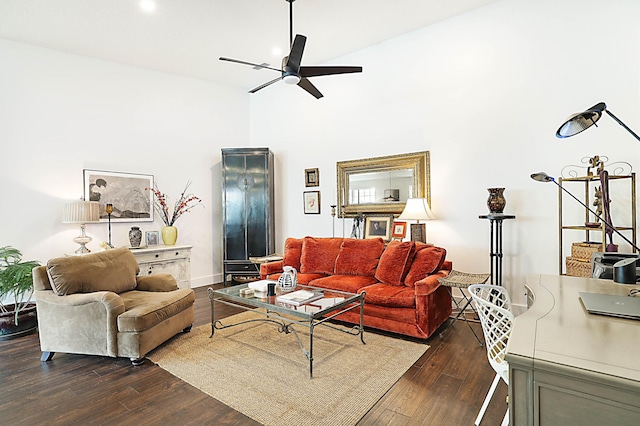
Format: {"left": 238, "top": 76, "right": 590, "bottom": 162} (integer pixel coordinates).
{"left": 0, "top": 246, "right": 40, "bottom": 340}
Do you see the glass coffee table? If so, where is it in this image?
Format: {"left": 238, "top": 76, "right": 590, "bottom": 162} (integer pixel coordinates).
{"left": 207, "top": 283, "right": 366, "bottom": 378}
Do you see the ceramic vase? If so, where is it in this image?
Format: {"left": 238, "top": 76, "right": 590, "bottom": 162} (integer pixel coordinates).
{"left": 129, "top": 226, "right": 142, "bottom": 248}
{"left": 487, "top": 188, "right": 506, "bottom": 213}
{"left": 162, "top": 226, "right": 178, "bottom": 246}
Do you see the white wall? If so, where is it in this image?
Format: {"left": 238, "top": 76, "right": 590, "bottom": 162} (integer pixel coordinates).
{"left": 2, "top": 0, "right": 639, "bottom": 307}
{"left": 250, "top": 0, "right": 640, "bottom": 305}
{"left": 0, "top": 38, "right": 250, "bottom": 287}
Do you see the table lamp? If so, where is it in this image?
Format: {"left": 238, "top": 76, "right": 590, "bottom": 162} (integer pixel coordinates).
{"left": 556, "top": 102, "right": 640, "bottom": 142}
{"left": 62, "top": 200, "right": 100, "bottom": 254}
{"left": 397, "top": 197, "right": 435, "bottom": 243}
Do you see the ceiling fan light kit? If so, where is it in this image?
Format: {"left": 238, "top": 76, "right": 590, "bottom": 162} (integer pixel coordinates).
{"left": 219, "top": 0, "right": 362, "bottom": 98}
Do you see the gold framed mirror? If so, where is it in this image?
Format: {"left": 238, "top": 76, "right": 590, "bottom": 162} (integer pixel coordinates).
{"left": 337, "top": 151, "right": 430, "bottom": 218}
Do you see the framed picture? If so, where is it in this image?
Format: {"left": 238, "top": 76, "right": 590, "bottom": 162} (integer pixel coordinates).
{"left": 391, "top": 221, "right": 407, "bottom": 239}
{"left": 303, "top": 191, "right": 321, "bottom": 214}
{"left": 305, "top": 168, "right": 319, "bottom": 187}
{"left": 364, "top": 215, "right": 394, "bottom": 241}
{"left": 83, "top": 169, "right": 154, "bottom": 222}
{"left": 146, "top": 231, "right": 159, "bottom": 246}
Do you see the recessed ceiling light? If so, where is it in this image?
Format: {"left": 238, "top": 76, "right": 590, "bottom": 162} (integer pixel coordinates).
{"left": 139, "top": 0, "right": 157, "bottom": 13}
{"left": 272, "top": 47, "right": 283, "bottom": 56}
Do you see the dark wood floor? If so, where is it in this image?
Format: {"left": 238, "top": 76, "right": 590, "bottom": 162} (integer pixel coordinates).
{"left": 0, "top": 285, "right": 507, "bottom": 425}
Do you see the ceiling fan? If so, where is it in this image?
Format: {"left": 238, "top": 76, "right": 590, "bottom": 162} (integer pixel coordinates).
{"left": 219, "top": 0, "right": 363, "bottom": 99}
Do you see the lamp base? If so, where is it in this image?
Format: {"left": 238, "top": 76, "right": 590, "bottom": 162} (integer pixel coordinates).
{"left": 410, "top": 223, "right": 426, "bottom": 243}
{"left": 72, "top": 224, "right": 92, "bottom": 254}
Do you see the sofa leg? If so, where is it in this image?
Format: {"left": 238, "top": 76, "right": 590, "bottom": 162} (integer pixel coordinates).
{"left": 183, "top": 325, "right": 192, "bottom": 333}
{"left": 41, "top": 351, "right": 55, "bottom": 362}
{"left": 130, "top": 357, "right": 146, "bottom": 366}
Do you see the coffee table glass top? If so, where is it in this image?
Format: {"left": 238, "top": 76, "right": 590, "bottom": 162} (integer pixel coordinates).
{"left": 211, "top": 283, "right": 361, "bottom": 320}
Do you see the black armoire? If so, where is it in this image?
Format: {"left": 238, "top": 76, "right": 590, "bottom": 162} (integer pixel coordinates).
{"left": 221, "top": 148, "right": 275, "bottom": 285}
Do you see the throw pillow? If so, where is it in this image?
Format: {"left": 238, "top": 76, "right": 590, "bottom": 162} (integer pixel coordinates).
{"left": 47, "top": 247, "right": 140, "bottom": 296}
{"left": 334, "top": 238, "right": 385, "bottom": 276}
{"left": 300, "top": 237, "right": 344, "bottom": 275}
{"left": 404, "top": 246, "right": 447, "bottom": 286}
{"left": 374, "top": 241, "right": 414, "bottom": 285}
{"left": 282, "top": 237, "right": 303, "bottom": 271}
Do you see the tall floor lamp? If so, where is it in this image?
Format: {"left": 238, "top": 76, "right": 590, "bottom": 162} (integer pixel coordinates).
{"left": 62, "top": 200, "right": 100, "bottom": 254}
{"left": 398, "top": 198, "right": 435, "bottom": 243}
{"left": 556, "top": 102, "right": 640, "bottom": 142}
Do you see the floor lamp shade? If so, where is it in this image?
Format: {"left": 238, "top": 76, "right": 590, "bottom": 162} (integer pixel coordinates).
{"left": 62, "top": 200, "right": 100, "bottom": 254}
{"left": 398, "top": 198, "right": 435, "bottom": 243}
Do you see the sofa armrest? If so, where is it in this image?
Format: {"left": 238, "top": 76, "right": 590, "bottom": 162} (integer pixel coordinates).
{"left": 260, "top": 260, "right": 284, "bottom": 279}
{"left": 136, "top": 274, "right": 179, "bottom": 292}
{"left": 414, "top": 269, "right": 450, "bottom": 296}
{"left": 34, "top": 289, "right": 125, "bottom": 357}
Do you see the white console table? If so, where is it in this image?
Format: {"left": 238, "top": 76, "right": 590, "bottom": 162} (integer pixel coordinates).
{"left": 507, "top": 274, "right": 640, "bottom": 425}
{"left": 129, "top": 245, "right": 192, "bottom": 289}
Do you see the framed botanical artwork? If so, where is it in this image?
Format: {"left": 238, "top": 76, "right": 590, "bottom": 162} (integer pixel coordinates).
{"left": 303, "top": 191, "right": 321, "bottom": 214}
{"left": 146, "top": 231, "right": 159, "bottom": 246}
{"left": 305, "top": 168, "right": 319, "bottom": 187}
{"left": 363, "top": 215, "right": 394, "bottom": 241}
{"left": 391, "top": 221, "right": 407, "bottom": 239}
{"left": 83, "top": 169, "right": 154, "bottom": 222}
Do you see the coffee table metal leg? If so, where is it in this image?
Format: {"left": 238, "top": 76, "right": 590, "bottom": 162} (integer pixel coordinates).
{"left": 207, "top": 287, "right": 216, "bottom": 338}
{"left": 309, "top": 321, "right": 314, "bottom": 378}
{"left": 359, "top": 293, "right": 366, "bottom": 345}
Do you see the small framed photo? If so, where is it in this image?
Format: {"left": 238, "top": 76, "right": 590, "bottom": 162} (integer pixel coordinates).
{"left": 303, "top": 191, "right": 321, "bottom": 214}
{"left": 391, "top": 221, "right": 407, "bottom": 239}
{"left": 364, "top": 215, "right": 394, "bottom": 241}
{"left": 305, "top": 168, "right": 319, "bottom": 187}
{"left": 146, "top": 231, "right": 159, "bottom": 246}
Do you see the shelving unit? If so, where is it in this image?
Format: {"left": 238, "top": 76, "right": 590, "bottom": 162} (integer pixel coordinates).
{"left": 558, "top": 173, "right": 636, "bottom": 275}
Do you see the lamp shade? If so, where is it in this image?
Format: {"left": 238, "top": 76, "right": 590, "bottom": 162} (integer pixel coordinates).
{"left": 556, "top": 102, "right": 606, "bottom": 138}
{"left": 62, "top": 200, "right": 100, "bottom": 224}
{"left": 398, "top": 198, "right": 435, "bottom": 222}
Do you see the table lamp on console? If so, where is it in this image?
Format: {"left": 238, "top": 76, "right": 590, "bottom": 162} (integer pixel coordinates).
{"left": 62, "top": 200, "right": 100, "bottom": 254}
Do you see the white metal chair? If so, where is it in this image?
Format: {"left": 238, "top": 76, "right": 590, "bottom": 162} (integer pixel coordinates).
{"left": 468, "top": 284, "right": 514, "bottom": 426}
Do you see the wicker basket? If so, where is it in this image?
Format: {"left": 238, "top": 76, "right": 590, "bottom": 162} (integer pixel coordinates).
{"left": 571, "top": 242, "right": 603, "bottom": 260}
{"left": 566, "top": 257, "right": 592, "bottom": 277}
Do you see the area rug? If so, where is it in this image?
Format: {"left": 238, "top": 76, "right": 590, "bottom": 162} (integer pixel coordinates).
{"left": 147, "top": 311, "right": 429, "bottom": 426}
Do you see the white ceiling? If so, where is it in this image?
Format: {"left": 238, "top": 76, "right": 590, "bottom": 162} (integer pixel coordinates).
{"left": 0, "top": 0, "right": 498, "bottom": 91}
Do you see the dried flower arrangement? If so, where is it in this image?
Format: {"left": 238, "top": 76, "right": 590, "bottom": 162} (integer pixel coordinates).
{"left": 147, "top": 181, "right": 203, "bottom": 227}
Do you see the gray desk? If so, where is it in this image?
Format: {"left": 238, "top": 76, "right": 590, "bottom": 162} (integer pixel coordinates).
{"left": 506, "top": 274, "right": 640, "bottom": 425}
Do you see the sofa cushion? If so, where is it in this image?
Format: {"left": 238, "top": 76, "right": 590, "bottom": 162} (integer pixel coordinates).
{"left": 310, "top": 275, "right": 379, "bottom": 294}
{"left": 300, "top": 237, "right": 343, "bottom": 275}
{"left": 404, "top": 246, "right": 447, "bottom": 286}
{"left": 358, "top": 283, "right": 416, "bottom": 308}
{"left": 374, "top": 241, "right": 415, "bottom": 285}
{"left": 282, "top": 237, "right": 303, "bottom": 271}
{"left": 46, "top": 248, "right": 140, "bottom": 296}
{"left": 334, "top": 238, "right": 385, "bottom": 277}
{"left": 118, "top": 288, "right": 195, "bottom": 332}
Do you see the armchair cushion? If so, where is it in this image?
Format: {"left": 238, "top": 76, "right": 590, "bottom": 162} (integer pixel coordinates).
{"left": 46, "top": 248, "right": 139, "bottom": 296}
{"left": 334, "top": 238, "right": 385, "bottom": 277}
{"left": 118, "top": 289, "right": 195, "bottom": 332}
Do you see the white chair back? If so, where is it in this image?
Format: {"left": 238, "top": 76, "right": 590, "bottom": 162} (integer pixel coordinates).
{"left": 468, "top": 284, "right": 515, "bottom": 426}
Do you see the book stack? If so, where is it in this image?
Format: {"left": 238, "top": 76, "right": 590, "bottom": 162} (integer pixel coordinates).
{"left": 276, "top": 289, "right": 323, "bottom": 306}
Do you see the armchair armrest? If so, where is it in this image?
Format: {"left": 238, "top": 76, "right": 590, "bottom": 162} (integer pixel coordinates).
{"left": 136, "top": 274, "right": 179, "bottom": 292}
{"left": 34, "top": 290, "right": 125, "bottom": 357}
{"left": 260, "top": 260, "right": 284, "bottom": 279}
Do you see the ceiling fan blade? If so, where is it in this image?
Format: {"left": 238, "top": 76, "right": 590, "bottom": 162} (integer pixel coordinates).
{"left": 219, "top": 57, "right": 281, "bottom": 73}
{"left": 249, "top": 76, "right": 282, "bottom": 94}
{"left": 285, "top": 34, "right": 307, "bottom": 73}
{"left": 300, "top": 66, "right": 363, "bottom": 78}
{"left": 297, "top": 78, "right": 323, "bottom": 99}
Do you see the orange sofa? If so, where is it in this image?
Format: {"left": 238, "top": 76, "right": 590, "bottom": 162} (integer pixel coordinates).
{"left": 260, "top": 237, "right": 452, "bottom": 339}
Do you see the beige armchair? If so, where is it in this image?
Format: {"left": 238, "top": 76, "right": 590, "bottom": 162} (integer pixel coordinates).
{"left": 33, "top": 247, "right": 195, "bottom": 365}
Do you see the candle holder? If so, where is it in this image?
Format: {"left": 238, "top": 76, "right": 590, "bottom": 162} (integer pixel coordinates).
{"left": 106, "top": 203, "right": 114, "bottom": 248}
